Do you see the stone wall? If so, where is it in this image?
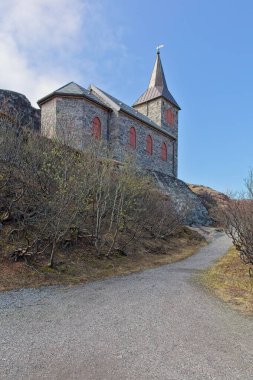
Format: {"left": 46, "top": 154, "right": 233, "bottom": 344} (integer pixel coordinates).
{"left": 41, "top": 96, "right": 110, "bottom": 149}
{"left": 161, "top": 99, "right": 178, "bottom": 137}
{"left": 133, "top": 97, "right": 178, "bottom": 176}
{"left": 161, "top": 99, "right": 178, "bottom": 177}
{"left": 133, "top": 98, "right": 178, "bottom": 138}
{"left": 41, "top": 98, "right": 57, "bottom": 138}
{"left": 0, "top": 89, "right": 40, "bottom": 130}
{"left": 114, "top": 111, "right": 176, "bottom": 176}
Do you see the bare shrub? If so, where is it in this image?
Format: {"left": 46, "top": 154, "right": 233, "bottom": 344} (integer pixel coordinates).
{"left": 216, "top": 170, "right": 253, "bottom": 267}
{"left": 144, "top": 192, "right": 183, "bottom": 240}
{"left": 0, "top": 112, "right": 184, "bottom": 267}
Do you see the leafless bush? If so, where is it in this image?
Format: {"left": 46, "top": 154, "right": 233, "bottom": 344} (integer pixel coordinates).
{"left": 216, "top": 170, "right": 253, "bottom": 267}
{"left": 144, "top": 193, "right": 183, "bottom": 239}
{"left": 0, "top": 114, "right": 184, "bottom": 267}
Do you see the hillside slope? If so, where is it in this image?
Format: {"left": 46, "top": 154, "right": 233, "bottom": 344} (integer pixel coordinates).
{"left": 188, "top": 183, "right": 229, "bottom": 210}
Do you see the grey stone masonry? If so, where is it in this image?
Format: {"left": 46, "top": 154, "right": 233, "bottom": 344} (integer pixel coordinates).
{"left": 40, "top": 91, "right": 176, "bottom": 177}
{"left": 114, "top": 111, "right": 175, "bottom": 176}
{"left": 89, "top": 85, "right": 177, "bottom": 176}
{"left": 41, "top": 96, "right": 110, "bottom": 150}
{"left": 133, "top": 98, "right": 178, "bottom": 176}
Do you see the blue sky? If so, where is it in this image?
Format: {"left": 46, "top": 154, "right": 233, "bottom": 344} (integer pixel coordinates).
{"left": 0, "top": 0, "right": 252, "bottom": 192}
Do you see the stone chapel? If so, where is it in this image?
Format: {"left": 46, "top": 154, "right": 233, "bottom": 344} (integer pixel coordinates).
{"left": 38, "top": 51, "right": 180, "bottom": 177}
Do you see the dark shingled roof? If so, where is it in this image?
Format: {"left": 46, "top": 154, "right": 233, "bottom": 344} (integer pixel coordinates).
{"left": 133, "top": 53, "right": 180, "bottom": 110}
{"left": 37, "top": 82, "right": 110, "bottom": 109}
{"left": 91, "top": 85, "right": 175, "bottom": 139}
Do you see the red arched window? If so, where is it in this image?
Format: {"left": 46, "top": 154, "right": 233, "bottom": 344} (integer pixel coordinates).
{"left": 129, "top": 127, "right": 136, "bottom": 149}
{"left": 146, "top": 135, "right": 153, "bottom": 155}
{"left": 161, "top": 142, "right": 167, "bottom": 161}
{"left": 165, "top": 109, "right": 174, "bottom": 125}
{"left": 92, "top": 117, "right": 101, "bottom": 139}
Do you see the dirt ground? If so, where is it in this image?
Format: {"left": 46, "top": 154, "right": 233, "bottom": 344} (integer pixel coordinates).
{"left": 0, "top": 226, "right": 205, "bottom": 292}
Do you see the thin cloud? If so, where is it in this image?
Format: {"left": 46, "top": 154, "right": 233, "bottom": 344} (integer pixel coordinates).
{"left": 0, "top": 0, "right": 127, "bottom": 106}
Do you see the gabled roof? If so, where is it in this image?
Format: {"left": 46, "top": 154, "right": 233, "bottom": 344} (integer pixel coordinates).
{"left": 90, "top": 85, "right": 175, "bottom": 140}
{"left": 37, "top": 82, "right": 110, "bottom": 109}
{"left": 133, "top": 53, "right": 180, "bottom": 110}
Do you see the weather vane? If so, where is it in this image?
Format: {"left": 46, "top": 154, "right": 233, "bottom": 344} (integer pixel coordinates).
{"left": 156, "top": 44, "right": 164, "bottom": 54}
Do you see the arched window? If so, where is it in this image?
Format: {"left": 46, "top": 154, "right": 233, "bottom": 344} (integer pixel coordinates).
{"left": 129, "top": 127, "right": 136, "bottom": 149}
{"left": 146, "top": 134, "right": 153, "bottom": 155}
{"left": 92, "top": 117, "right": 101, "bottom": 139}
{"left": 161, "top": 142, "right": 167, "bottom": 161}
{"left": 165, "top": 109, "right": 174, "bottom": 125}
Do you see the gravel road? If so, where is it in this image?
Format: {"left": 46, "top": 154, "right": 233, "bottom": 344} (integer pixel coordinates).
{"left": 1, "top": 231, "right": 253, "bottom": 380}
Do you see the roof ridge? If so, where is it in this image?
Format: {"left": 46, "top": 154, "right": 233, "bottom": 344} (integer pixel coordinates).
{"left": 90, "top": 85, "right": 120, "bottom": 111}
{"left": 37, "top": 82, "right": 111, "bottom": 109}
{"left": 91, "top": 85, "right": 175, "bottom": 140}
{"left": 54, "top": 81, "right": 77, "bottom": 93}
{"left": 75, "top": 82, "right": 89, "bottom": 93}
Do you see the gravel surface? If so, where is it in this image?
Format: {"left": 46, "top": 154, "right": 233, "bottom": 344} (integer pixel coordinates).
{"left": 1, "top": 230, "right": 253, "bottom": 380}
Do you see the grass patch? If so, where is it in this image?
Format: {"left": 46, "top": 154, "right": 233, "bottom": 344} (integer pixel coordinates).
{"left": 201, "top": 246, "right": 253, "bottom": 315}
{"left": 0, "top": 227, "right": 205, "bottom": 292}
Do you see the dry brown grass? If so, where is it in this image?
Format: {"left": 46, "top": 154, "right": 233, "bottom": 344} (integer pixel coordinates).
{"left": 0, "top": 227, "right": 205, "bottom": 292}
{"left": 201, "top": 246, "right": 253, "bottom": 315}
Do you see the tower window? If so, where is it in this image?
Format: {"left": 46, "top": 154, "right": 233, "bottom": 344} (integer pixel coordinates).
{"left": 129, "top": 127, "right": 136, "bottom": 149}
{"left": 165, "top": 109, "right": 174, "bottom": 125}
{"left": 92, "top": 117, "right": 101, "bottom": 139}
{"left": 161, "top": 142, "right": 167, "bottom": 161}
{"left": 146, "top": 134, "right": 153, "bottom": 155}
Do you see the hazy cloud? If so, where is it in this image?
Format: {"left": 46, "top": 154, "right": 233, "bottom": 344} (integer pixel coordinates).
{"left": 0, "top": 0, "right": 126, "bottom": 106}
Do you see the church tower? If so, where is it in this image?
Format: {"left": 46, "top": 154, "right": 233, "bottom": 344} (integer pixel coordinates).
{"left": 133, "top": 51, "right": 180, "bottom": 174}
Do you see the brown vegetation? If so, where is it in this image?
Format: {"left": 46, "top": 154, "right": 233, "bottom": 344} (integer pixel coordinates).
{"left": 213, "top": 171, "right": 253, "bottom": 269}
{"left": 0, "top": 107, "right": 205, "bottom": 290}
{"left": 0, "top": 226, "right": 205, "bottom": 291}
{"left": 188, "top": 184, "right": 229, "bottom": 209}
{"left": 200, "top": 171, "right": 253, "bottom": 314}
{"left": 201, "top": 246, "right": 253, "bottom": 315}
{"left": 188, "top": 183, "right": 229, "bottom": 224}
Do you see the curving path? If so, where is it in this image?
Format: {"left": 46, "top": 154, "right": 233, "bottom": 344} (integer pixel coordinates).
{"left": 0, "top": 231, "right": 253, "bottom": 380}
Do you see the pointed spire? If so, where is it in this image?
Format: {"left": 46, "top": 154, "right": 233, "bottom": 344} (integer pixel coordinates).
{"left": 133, "top": 51, "right": 180, "bottom": 109}
{"left": 148, "top": 51, "right": 168, "bottom": 90}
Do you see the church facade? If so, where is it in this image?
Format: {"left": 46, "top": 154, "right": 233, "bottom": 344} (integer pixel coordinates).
{"left": 38, "top": 52, "right": 180, "bottom": 177}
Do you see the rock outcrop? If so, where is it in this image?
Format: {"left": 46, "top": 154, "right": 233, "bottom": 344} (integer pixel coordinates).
{"left": 0, "top": 89, "right": 40, "bottom": 130}
{"left": 151, "top": 171, "right": 212, "bottom": 226}
{"left": 188, "top": 184, "right": 229, "bottom": 209}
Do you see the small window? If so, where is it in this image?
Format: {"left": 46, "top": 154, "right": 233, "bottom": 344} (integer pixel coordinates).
{"left": 165, "top": 109, "right": 174, "bottom": 125}
{"left": 146, "top": 135, "right": 153, "bottom": 155}
{"left": 161, "top": 142, "right": 167, "bottom": 161}
{"left": 129, "top": 127, "right": 136, "bottom": 149}
{"left": 92, "top": 117, "right": 101, "bottom": 139}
